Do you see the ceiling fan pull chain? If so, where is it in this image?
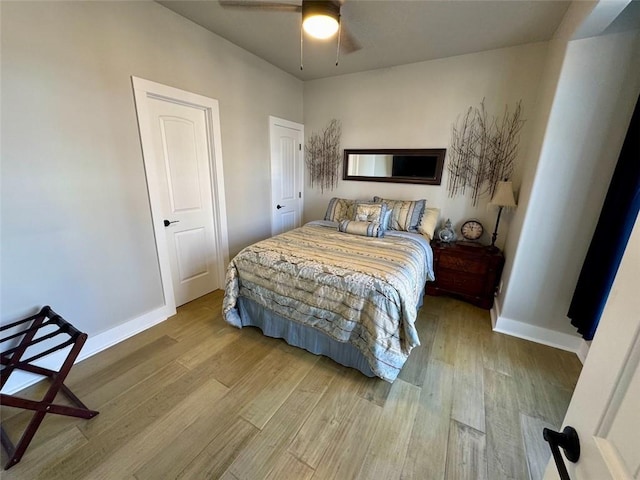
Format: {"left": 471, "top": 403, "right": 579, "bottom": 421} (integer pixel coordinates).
{"left": 300, "top": 21, "right": 304, "bottom": 70}
{"left": 335, "top": 19, "right": 341, "bottom": 66}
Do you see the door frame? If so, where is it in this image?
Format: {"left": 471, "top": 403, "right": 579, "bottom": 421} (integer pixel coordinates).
{"left": 131, "top": 77, "right": 230, "bottom": 317}
{"left": 269, "top": 116, "right": 304, "bottom": 236}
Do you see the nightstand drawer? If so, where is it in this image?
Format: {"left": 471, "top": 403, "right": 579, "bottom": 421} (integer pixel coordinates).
{"left": 439, "top": 254, "right": 487, "bottom": 274}
{"left": 427, "top": 241, "right": 504, "bottom": 309}
{"left": 436, "top": 269, "right": 484, "bottom": 295}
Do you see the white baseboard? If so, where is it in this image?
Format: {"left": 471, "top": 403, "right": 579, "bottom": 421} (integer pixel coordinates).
{"left": 576, "top": 339, "right": 591, "bottom": 364}
{"left": 1, "top": 305, "right": 173, "bottom": 395}
{"left": 490, "top": 297, "right": 501, "bottom": 330}
{"left": 490, "top": 298, "right": 585, "bottom": 356}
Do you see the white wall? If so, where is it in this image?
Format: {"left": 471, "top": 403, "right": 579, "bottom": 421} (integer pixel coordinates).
{"left": 1, "top": 2, "right": 303, "bottom": 338}
{"left": 303, "top": 42, "right": 549, "bottom": 249}
{"left": 498, "top": 29, "right": 640, "bottom": 343}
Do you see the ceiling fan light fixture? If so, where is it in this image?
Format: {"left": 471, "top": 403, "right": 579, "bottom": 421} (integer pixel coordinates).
{"left": 302, "top": 1, "right": 340, "bottom": 39}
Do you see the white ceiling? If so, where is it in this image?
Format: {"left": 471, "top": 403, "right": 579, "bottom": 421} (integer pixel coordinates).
{"left": 157, "top": 1, "right": 637, "bottom": 82}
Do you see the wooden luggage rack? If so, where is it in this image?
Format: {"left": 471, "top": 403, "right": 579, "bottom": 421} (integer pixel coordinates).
{"left": 0, "top": 306, "right": 99, "bottom": 470}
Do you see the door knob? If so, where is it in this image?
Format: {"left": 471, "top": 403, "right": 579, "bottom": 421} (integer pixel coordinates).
{"left": 543, "top": 426, "right": 580, "bottom": 480}
{"left": 276, "top": 204, "right": 285, "bottom": 210}
{"left": 163, "top": 219, "right": 180, "bottom": 227}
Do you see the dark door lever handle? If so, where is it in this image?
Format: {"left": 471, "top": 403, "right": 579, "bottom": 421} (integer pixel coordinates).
{"left": 276, "top": 204, "right": 285, "bottom": 210}
{"left": 543, "top": 426, "right": 580, "bottom": 480}
{"left": 164, "top": 219, "right": 180, "bottom": 227}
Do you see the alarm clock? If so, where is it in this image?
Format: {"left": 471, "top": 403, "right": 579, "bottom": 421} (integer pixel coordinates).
{"left": 460, "top": 219, "right": 484, "bottom": 241}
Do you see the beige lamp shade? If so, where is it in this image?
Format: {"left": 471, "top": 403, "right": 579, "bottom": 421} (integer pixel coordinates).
{"left": 489, "top": 181, "right": 517, "bottom": 208}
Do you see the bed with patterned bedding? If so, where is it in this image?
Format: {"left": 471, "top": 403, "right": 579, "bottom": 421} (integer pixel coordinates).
{"left": 223, "top": 219, "right": 434, "bottom": 382}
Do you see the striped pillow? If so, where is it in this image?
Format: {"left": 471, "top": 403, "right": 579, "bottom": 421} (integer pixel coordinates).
{"left": 338, "top": 220, "right": 384, "bottom": 238}
{"left": 373, "top": 197, "right": 426, "bottom": 232}
{"left": 324, "top": 198, "right": 356, "bottom": 223}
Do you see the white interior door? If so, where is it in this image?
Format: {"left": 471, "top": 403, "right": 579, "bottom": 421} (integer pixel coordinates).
{"left": 270, "top": 116, "right": 303, "bottom": 236}
{"left": 543, "top": 216, "right": 640, "bottom": 479}
{"left": 132, "top": 78, "right": 229, "bottom": 312}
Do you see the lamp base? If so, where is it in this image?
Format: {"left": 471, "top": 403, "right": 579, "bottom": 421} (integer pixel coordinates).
{"left": 490, "top": 206, "right": 504, "bottom": 251}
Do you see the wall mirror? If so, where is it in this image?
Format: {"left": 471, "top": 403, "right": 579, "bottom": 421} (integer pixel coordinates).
{"left": 343, "top": 148, "right": 446, "bottom": 185}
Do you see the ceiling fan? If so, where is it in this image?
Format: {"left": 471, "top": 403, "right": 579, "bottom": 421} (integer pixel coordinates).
{"left": 219, "top": 0, "right": 362, "bottom": 69}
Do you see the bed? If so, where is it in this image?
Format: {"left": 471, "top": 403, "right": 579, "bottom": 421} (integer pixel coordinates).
{"left": 223, "top": 202, "right": 436, "bottom": 382}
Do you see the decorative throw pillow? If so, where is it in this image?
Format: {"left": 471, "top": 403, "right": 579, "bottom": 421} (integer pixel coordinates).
{"left": 324, "top": 198, "right": 356, "bottom": 223}
{"left": 418, "top": 207, "right": 441, "bottom": 240}
{"left": 353, "top": 202, "right": 388, "bottom": 225}
{"left": 338, "top": 220, "right": 384, "bottom": 238}
{"left": 373, "top": 196, "right": 426, "bottom": 232}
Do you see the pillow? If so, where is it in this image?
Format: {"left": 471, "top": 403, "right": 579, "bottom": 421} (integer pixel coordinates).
{"left": 373, "top": 196, "right": 426, "bottom": 232}
{"left": 381, "top": 209, "right": 392, "bottom": 231}
{"left": 418, "top": 207, "right": 441, "bottom": 240}
{"left": 324, "top": 197, "right": 356, "bottom": 223}
{"left": 353, "top": 202, "right": 388, "bottom": 225}
{"left": 338, "top": 220, "right": 384, "bottom": 238}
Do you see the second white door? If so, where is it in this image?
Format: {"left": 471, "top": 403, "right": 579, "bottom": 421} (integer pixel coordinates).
{"left": 270, "top": 117, "right": 304, "bottom": 236}
{"left": 146, "top": 97, "right": 221, "bottom": 307}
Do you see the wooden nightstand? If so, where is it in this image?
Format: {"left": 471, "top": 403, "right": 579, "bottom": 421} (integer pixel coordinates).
{"left": 426, "top": 241, "right": 505, "bottom": 309}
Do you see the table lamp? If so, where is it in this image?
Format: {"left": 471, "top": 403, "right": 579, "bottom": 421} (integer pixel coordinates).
{"left": 489, "top": 181, "right": 517, "bottom": 249}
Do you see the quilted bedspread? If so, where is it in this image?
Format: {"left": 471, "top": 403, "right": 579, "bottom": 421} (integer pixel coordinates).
{"left": 223, "top": 220, "right": 434, "bottom": 382}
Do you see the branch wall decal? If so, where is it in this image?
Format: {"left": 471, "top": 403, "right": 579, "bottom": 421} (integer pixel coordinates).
{"left": 448, "top": 100, "right": 524, "bottom": 205}
{"left": 305, "top": 119, "right": 342, "bottom": 193}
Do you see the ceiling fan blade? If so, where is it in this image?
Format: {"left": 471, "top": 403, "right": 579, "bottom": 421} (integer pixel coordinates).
{"left": 340, "top": 23, "right": 361, "bottom": 54}
{"left": 219, "top": 1, "right": 301, "bottom": 12}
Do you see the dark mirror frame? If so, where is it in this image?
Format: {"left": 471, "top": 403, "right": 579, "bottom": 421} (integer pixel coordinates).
{"left": 343, "top": 148, "right": 446, "bottom": 185}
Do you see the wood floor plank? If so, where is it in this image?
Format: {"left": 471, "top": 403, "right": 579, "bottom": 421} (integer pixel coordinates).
{"left": 445, "top": 420, "right": 488, "bottom": 480}
{"left": 430, "top": 305, "right": 460, "bottom": 366}
{"left": 164, "top": 303, "right": 220, "bottom": 342}
{"left": 398, "top": 311, "right": 440, "bottom": 386}
{"left": 0, "top": 427, "right": 88, "bottom": 480}
{"left": 355, "top": 379, "right": 421, "bottom": 480}
{"left": 520, "top": 413, "right": 556, "bottom": 480}
{"left": 176, "top": 418, "right": 260, "bottom": 480}
{"left": 80, "top": 360, "right": 189, "bottom": 439}
{"left": 83, "top": 378, "right": 229, "bottom": 480}
{"left": 134, "top": 346, "right": 312, "bottom": 480}
{"left": 484, "top": 368, "right": 529, "bottom": 480}
{"left": 264, "top": 452, "right": 315, "bottom": 480}
{"left": 218, "top": 472, "right": 240, "bottom": 480}
{"left": 287, "top": 366, "right": 366, "bottom": 468}
{"left": 401, "top": 360, "right": 454, "bottom": 480}
{"left": 507, "top": 339, "right": 574, "bottom": 428}
{"left": 64, "top": 320, "right": 170, "bottom": 384}
{"left": 357, "top": 374, "right": 392, "bottom": 407}
{"left": 227, "top": 359, "right": 335, "bottom": 480}
{"left": 481, "top": 330, "right": 516, "bottom": 378}
{"left": 239, "top": 347, "right": 319, "bottom": 429}
{"left": 526, "top": 342, "right": 581, "bottom": 391}
{"left": 31, "top": 363, "right": 226, "bottom": 479}
{"left": 203, "top": 328, "right": 278, "bottom": 388}
{"left": 69, "top": 335, "right": 178, "bottom": 401}
{"left": 175, "top": 324, "right": 241, "bottom": 370}
{"left": 451, "top": 332, "right": 485, "bottom": 433}
{"left": 311, "top": 396, "right": 382, "bottom": 480}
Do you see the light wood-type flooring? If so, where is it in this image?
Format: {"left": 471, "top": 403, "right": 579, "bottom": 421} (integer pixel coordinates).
{"left": 1, "top": 291, "right": 582, "bottom": 479}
